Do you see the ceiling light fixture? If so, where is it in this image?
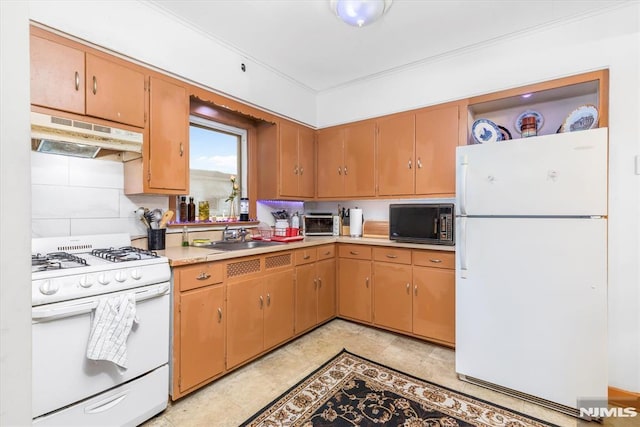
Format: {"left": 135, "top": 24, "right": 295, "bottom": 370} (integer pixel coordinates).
{"left": 330, "top": 0, "right": 393, "bottom": 27}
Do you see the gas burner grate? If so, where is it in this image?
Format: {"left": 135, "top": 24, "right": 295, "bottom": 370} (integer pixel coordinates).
{"left": 47, "top": 252, "right": 88, "bottom": 266}
{"left": 91, "top": 246, "right": 159, "bottom": 262}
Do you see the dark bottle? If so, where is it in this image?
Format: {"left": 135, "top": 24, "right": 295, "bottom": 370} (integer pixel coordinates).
{"left": 179, "top": 197, "right": 187, "bottom": 223}
{"left": 240, "top": 197, "right": 249, "bottom": 221}
{"left": 188, "top": 197, "right": 196, "bottom": 222}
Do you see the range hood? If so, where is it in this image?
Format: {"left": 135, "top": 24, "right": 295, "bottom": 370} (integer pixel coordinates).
{"left": 31, "top": 111, "right": 143, "bottom": 159}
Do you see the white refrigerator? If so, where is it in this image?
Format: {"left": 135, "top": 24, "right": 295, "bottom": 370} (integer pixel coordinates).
{"left": 455, "top": 128, "right": 608, "bottom": 416}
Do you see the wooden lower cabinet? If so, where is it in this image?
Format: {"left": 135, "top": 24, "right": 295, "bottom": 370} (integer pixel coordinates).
{"left": 294, "top": 245, "right": 336, "bottom": 334}
{"left": 172, "top": 262, "right": 225, "bottom": 399}
{"left": 338, "top": 256, "right": 372, "bottom": 322}
{"left": 412, "top": 266, "right": 455, "bottom": 344}
{"left": 373, "top": 262, "right": 412, "bottom": 332}
{"left": 226, "top": 255, "right": 295, "bottom": 370}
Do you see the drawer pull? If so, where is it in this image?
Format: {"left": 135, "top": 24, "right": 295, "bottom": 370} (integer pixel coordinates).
{"left": 324, "top": 251, "right": 331, "bottom": 256}
{"left": 197, "top": 272, "right": 211, "bottom": 280}
{"left": 303, "top": 254, "right": 311, "bottom": 260}
{"left": 386, "top": 254, "right": 398, "bottom": 259}
{"left": 349, "top": 251, "right": 359, "bottom": 255}
{"left": 429, "top": 259, "right": 442, "bottom": 263}
{"left": 217, "top": 308, "right": 222, "bottom": 321}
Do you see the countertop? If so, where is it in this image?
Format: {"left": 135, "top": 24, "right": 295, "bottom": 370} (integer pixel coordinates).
{"left": 160, "top": 236, "right": 454, "bottom": 267}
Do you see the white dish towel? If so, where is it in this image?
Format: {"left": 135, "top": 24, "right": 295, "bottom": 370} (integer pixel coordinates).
{"left": 86, "top": 292, "right": 138, "bottom": 368}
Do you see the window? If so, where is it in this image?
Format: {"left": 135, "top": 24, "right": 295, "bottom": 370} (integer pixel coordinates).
{"left": 189, "top": 115, "right": 247, "bottom": 218}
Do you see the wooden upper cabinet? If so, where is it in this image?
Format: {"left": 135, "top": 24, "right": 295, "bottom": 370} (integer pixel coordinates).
{"left": 30, "top": 34, "right": 85, "bottom": 115}
{"left": 279, "top": 121, "right": 315, "bottom": 198}
{"left": 317, "top": 121, "right": 376, "bottom": 198}
{"left": 377, "top": 103, "right": 460, "bottom": 197}
{"left": 377, "top": 113, "right": 416, "bottom": 196}
{"left": 414, "top": 104, "right": 459, "bottom": 195}
{"left": 85, "top": 53, "right": 145, "bottom": 128}
{"left": 146, "top": 75, "right": 189, "bottom": 193}
{"left": 30, "top": 29, "right": 145, "bottom": 128}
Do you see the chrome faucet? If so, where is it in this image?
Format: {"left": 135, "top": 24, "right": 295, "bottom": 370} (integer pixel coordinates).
{"left": 223, "top": 226, "right": 248, "bottom": 242}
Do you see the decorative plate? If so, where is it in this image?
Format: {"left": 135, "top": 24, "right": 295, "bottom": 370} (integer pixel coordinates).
{"left": 472, "top": 119, "right": 502, "bottom": 144}
{"left": 497, "top": 125, "right": 512, "bottom": 141}
{"left": 560, "top": 104, "right": 598, "bottom": 132}
{"left": 515, "top": 110, "right": 544, "bottom": 133}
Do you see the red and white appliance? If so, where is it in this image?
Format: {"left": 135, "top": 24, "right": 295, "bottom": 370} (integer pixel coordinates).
{"left": 31, "top": 233, "right": 170, "bottom": 426}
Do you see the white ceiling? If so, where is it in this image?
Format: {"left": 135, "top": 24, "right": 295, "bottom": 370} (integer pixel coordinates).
{"left": 148, "top": 0, "right": 625, "bottom": 93}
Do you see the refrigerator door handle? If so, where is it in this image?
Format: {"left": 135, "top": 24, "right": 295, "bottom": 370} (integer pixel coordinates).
{"left": 459, "top": 217, "right": 468, "bottom": 279}
{"left": 459, "top": 154, "right": 469, "bottom": 215}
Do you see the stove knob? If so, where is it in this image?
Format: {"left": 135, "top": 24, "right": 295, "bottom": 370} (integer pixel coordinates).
{"left": 131, "top": 269, "right": 142, "bottom": 280}
{"left": 39, "top": 280, "right": 59, "bottom": 295}
{"left": 115, "top": 271, "right": 127, "bottom": 283}
{"left": 79, "top": 275, "right": 94, "bottom": 288}
{"left": 97, "top": 273, "right": 111, "bottom": 285}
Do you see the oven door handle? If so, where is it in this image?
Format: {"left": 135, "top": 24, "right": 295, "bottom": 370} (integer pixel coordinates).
{"left": 32, "top": 283, "right": 170, "bottom": 322}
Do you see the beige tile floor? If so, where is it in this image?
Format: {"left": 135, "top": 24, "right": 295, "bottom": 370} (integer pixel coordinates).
{"left": 143, "top": 319, "right": 636, "bottom": 427}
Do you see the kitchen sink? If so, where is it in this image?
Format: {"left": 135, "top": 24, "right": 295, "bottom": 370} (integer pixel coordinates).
{"left": 200, "top": 240, "right": 285, "bottom": 251}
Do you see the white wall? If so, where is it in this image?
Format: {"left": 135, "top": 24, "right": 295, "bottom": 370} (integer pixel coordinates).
{"left": 317, "top": 4, "right": 640, "bottom": 393}
{"left": 31, "top": 152, "right": 167, "bottom": 238}
{"left": 0, "top": 1, "right": 32, "bottom": 425}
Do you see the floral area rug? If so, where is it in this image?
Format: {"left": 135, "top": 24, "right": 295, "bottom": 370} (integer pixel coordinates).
{"left": 241, "top": 349, "right": 557, "bottom": 427}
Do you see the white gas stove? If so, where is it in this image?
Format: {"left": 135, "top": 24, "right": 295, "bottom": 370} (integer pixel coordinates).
{"left": 31, "top": 233, "right": 170, "bottom": 306}
{"left": 31, "top": 233, "right": 170, "bottom": 426}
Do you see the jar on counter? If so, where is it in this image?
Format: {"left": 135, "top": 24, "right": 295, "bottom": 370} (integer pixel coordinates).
{"left": 275, "top": 219, "right": 288, "bottom": 237}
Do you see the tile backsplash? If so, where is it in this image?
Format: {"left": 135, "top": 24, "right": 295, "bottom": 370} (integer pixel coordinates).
{"left": 31, "top": 152, "right": 168, "bottom": 238}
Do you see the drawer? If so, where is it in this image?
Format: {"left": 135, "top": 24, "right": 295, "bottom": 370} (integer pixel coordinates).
{"left": 295, "top": 248, "right": 318, "bottom": 265}
{"left": 178, "top": 262, "right": 224, "bottom": 291}
{"left": 338, "top": 244, "right": 372, "bottom": 260}
{"left": 316, "top": 244, "right": 335, "bottom": 261}
{"left": 412, "top": 250, "right": 455, "bottom": 269}
{"left": 373, "top": 247, "right": 412, "bottom": 264}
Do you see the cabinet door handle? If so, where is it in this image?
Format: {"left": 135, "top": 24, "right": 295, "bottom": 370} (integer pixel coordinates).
{"left": 386, "top": 254, "right": 397, "bottom": 259}
{"left": 299, "top": 167, "right": 304, "bottom": 175}
{"left": 429, "top": 259, "right": 442, "bottom": 263}
{"left": 365, "top": 277, "right": 369, "bottom": 288}
{"left": 179, "top": 142, "right": 184, "bottom": 157}
{"left": 266, "top": 293, "right": 271, "bottom": 306}
{"left": 338, "top": 167, "right": 342, "bottom": 175}
{"left": 344, "top": 166, "right": 348, "bottom": 175}
{"left": 92, "top": 76, "right": 97, "bottom": 95}
{"left": 349, "top": 251, "right": 359, "bottom": 255}
{"left": 324, "top": 251, "right": 331, "bottom": 256}
{"left": 318, "top": 278, "right": 322, "bottom": 288}
{"left": 197, "top": 272, "right": 211, "bottom": 280}
{"left": 217, "top": 308, "right": 223, "bottom": 322}
{"left": 294, "top": 166, "right": 299, "bottom": 175}
{"left": 313, "top": 278, "right": 317, "bottom": 289}
{"left": 406, "top": 283, "right": 410, "bottom": 293}
{"left": 303, "top": 254, "right": 310, "bottom": 260}
{"left": 74, "top": 71, "right": 80, "bottom": 91}
{"left": 414, "top": 284, "right": 418, "bottom": 296}
{"left": 259, "top": 295, "right": 264, "bottom": 308}
{"left": 417, "top": 157, "right": 423, "bottom": 169}
{"left": 408, "top": 159, "right": 412, "bottom": 169}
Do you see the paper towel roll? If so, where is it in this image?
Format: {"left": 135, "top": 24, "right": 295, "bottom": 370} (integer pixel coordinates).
{"left": 349, "top": 208, "right": 363, "bottom": 237}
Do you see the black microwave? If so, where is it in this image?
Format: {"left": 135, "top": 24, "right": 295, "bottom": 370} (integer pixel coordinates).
{"left": 389, "top": 203, "right": 454, "bottom": 245}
